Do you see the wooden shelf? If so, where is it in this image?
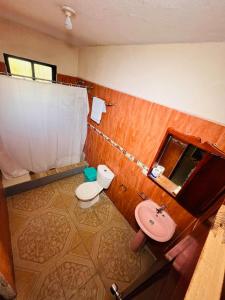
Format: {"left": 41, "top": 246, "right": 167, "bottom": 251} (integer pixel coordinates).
{"left": 151, "top": 174, "right": 181, "bottom": 196}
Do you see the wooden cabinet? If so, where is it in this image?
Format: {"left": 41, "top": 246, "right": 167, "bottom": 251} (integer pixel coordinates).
{"left": 177, "top": 154, "right": 225, "bottom": 215}
{"left": 148, "top": 128, "right": 225, "bottom": 217}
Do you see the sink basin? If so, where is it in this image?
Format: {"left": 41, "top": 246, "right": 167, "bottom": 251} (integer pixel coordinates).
{"left": 135, "top": 199, "right": 176, "bottom": 242}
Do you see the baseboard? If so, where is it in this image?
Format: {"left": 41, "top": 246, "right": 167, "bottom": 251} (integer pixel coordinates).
{"left": 4, "top": 162, "right": 88, "bottom": 197}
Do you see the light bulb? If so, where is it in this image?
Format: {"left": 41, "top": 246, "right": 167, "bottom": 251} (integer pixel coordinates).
{"left": 65, "top": 15, "right": 72, "bottom": 30}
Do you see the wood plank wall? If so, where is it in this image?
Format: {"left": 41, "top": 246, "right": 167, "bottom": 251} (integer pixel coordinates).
{"left": 57, "top": 73, "right": 79, "bottom": 84}
{"left": 0, "top": 61, "right": 6, "bottom": 73}
{"left": 82, "top": 79, "right": 225, "bottom": 254}
{"left": 0, "top": 178, "right": 16, "bottom": 297}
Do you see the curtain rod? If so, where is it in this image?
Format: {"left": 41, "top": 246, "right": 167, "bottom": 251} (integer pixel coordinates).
{"left": 0, "top": 71, "right": 92, "bottom": 89}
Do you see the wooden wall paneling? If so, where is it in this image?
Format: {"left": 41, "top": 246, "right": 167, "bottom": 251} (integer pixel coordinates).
{"left": 57, "top": 73, "right": 79, "bottom": 84}
{"left": 88, "top": 85, "right": 170, "bottom": 167}
{"left": 83, "top": 78, "right": 225, "bottom": 255}
{"left": 85, "top": 77, "right": 225, "bottom": 165}
{"left": 0, "top": 178, "right": 16, "bottom": 298}
{"left": 0, "top": 61, "right": 6, "bottom": 73}
{"left": 87, "top": 79, "right": 225, "bottom": 166}
{"left": 108, "top": 159, "right": 144, "bottom": 227}
{"left": 85, "top": 128, "right": 143, "bottom": 227}
{"left": 85, "top": 126, "right": 196, "bottom": 255}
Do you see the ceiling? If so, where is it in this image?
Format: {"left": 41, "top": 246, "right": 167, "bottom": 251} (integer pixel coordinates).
{"left": 0, "top": 0, "right": 225, "bottom": 46}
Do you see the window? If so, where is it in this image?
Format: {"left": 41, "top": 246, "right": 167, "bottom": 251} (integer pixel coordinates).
{"left": 3, "top": 54, "right": 57, "bottom": 82}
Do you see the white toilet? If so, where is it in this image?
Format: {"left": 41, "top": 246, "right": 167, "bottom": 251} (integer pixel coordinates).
{"left": 75, "top": 165, "right": 115, "bottom": 209}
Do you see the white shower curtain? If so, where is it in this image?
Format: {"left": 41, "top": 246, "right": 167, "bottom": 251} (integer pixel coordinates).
{"left": 0, "top": 76, "right": 89, "bottom": 178}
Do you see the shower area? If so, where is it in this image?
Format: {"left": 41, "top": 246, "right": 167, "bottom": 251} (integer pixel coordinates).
{"left": 0, "top": 74, "right": 89, "bottom": 189}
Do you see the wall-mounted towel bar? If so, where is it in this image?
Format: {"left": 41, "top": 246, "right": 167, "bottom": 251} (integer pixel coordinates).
{"left": 90, "top": 97, "right": 115, "bottom": 106}
{"left": 105, "top": 102, "right": 115, "bottom": 106}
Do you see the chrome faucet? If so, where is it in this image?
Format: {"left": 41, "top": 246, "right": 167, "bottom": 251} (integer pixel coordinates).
{"left": 156, "top": 204, "right": 167, "bottom": 214}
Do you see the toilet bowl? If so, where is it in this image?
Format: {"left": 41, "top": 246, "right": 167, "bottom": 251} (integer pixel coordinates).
{"left": 75, "top": 165, "right": 115, "bottom": 209}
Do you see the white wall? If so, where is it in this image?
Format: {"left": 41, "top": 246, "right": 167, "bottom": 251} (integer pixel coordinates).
{"left": 0, "top": 17, "right": 224, "bottom": 124}
{"left": 78, "top": 43, "right": 225, "bottom": 124}
{"left": 0, "top": 18, "right": 78, "bottom": 77}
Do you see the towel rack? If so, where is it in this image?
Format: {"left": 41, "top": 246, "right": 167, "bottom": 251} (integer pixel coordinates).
{"left": 0, "top": 71, "right": 93, "bottom": 89}
{"left": 105, "top": 102, "right": 115, "bottom": 106}
{"left": 90, "top": 96, "right": 115, "bottom": 106}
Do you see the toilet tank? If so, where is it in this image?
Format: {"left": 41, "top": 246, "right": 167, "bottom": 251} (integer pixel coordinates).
{"left": 97, "top": 165, "right": 115, "bottom": 189}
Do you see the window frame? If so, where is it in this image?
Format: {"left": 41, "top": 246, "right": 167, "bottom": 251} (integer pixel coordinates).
{"left": 3, "top": 53, "right": 57, "bottom": 82}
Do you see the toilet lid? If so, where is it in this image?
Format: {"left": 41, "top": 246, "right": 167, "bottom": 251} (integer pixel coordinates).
{"left": 75, "top": 182, "right": 102, "bottom": 201}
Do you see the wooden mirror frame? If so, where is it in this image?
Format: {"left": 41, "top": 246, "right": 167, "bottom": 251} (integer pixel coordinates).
{"left": 148, "top": 128, "right": 225, "bottom": 216}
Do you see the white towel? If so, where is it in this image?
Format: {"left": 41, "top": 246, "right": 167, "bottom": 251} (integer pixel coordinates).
{"left": 91, "top": 97, "right": 106, "bottom": 124}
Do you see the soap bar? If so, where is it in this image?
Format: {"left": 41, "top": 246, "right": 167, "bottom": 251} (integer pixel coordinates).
{"left": 83, "top": 167, "right": 97, "bottom": 181}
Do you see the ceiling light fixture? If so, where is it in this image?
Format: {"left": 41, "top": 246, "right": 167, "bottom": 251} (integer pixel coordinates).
{"left": 62, "top": 5, "right": 76, "bottom": 30}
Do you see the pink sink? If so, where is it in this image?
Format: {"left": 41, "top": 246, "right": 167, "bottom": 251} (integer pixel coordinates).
{"left": 135, "top": 199, "right": 176, "bottom": 242}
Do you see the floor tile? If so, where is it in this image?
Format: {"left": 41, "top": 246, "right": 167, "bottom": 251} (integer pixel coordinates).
{"left": 54, "top": 254, "right": 96, "bottom": 300}
{"left": 70, "top": 274, "right": 108, "bottom": 300}
{"left": 7, "top": 173, "right": 155, "bottom": 300}
{"left": 8, "top": 184, "right": 57, "bottom": 213}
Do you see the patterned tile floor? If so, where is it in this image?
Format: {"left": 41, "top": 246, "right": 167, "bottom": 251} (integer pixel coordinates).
{"left": 7, "top": 174, "right": 155, "bottom": 300}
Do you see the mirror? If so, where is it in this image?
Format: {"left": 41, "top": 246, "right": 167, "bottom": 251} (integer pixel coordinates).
{"left": 151, "top": 136, "right": 206, "bottom": 195}
{"left": 148, "top": 128, "right": 225, "bottom": 215}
